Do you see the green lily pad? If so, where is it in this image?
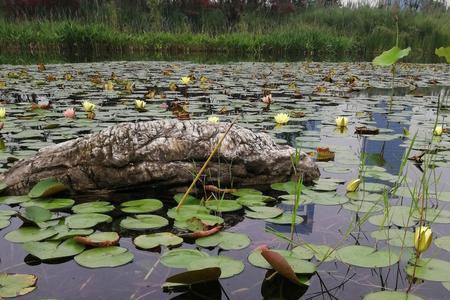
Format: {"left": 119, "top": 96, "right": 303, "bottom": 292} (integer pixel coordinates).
{"left": 196, "top": 232, "right": 250, "bottom": 250}
{"left": 167, "top": 205, "right": 210, "bottom": 219}
{"left": 271, "top": 181, "right": 302, "bottom": 194}
{"left": 406, "top": 258, "right": 450, "bottom": 282}
{"left": 342, "top": 201, "right": 383, "bottom": 213}
{"left": 231, "top": 188, "right": 262, "bottom": 197}
{"left": 187, "top": 256, "right": 244, "bottom": 278}
{"left": 173, "top": 194, "right": 200, "bottom": 205}
{"left": 0, "top": 273, "right": 37, "bottom": 298}
{"left": 297, "top": 244, "right": 336, "bottom": 262}
{"left": 245, "top": 206, "right": 283, "bottom": 219}
{"left": 373, "top": 46, "right": 411, "bottom": 66}
{"left": 336, "top": 245, "right": 399, "bottom": 268}
{"left": 22, "top": 206, "right": 53, "bottom": 224}
{"left": 0, "top": 195, "right": 31, "bottom": 205}
{"left": 134, "top": 232, "right": 183, "bottom": 249}
{"left": 236, "top": 194, "right": 274, "bottom": 207}
{"left": 435, "top": 236, "right": 450, "bottom": 252}
{"left": 266, "top": 213, "right": 304, "bottom": 225}
{"left": 23, "top": 238, "right": 85, "bottom": 260}
{"left": 48, "top": 224, "right": 93, "bottom": 240}
{"left": 370, "top": 229, "right": 414, "bottom": 247}
{"left": 346, "top": 192, "right": 383, "bottom": 202}
{"left": 74, "top": 246, "right": 134, "bottom": 268}
{"left": 248, "top": 250, "right": 316, "bottom": 274}
{"left": 65, "top": 213, "right": 112, "bottom": 229}
{"left": 21, "top": 198, "right": 75, "bottom": 210}
{"left": 72, "top": 201, "right": 114, "bottom": 214}
{"left": 161, "top": 249, "right": 209, "bottom": 268}
{"left": 205, "top": 200, "right": 242, "bottom": 212}
{"left": 363, "top": 291, "right": 423, "bottom": 300}
{"left": 368, "top": 206, "right": 417, "bottom": 227}
{"left": 28, "top": 178, "right": 68, "bottom": 198}
{"left": 5, "top": 227, "right": 57, "bottom": 243}
{"left": 120, "top": 199, "right": 163, "bottom": 214}
{"left": 120, "top": 214, "right": 168, "bottom": 230}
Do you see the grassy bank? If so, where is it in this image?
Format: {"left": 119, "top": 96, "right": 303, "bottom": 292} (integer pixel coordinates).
{"left": 0, "top": 7, "right": 449, "bottom": 63}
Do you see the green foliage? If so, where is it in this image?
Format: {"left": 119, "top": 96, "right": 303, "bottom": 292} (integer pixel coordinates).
{"left": 373, "top": 47, "right": 411, "bottom": 66}
{"left": 435, "top": 45, "right": 450, "bottom": 63}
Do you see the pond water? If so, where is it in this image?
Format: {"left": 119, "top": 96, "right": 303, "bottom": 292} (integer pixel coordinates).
{"left": 0, "top": 61, "right": 450, "bottom": 300}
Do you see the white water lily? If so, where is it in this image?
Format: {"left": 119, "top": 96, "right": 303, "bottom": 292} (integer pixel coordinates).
{"left": 433, "top": 125, "right": 443, "bottom": 136}
{"left": 208, "top": 116, "right": 219, "bottom": 124}
{"left": 135, "top": 100, "right": 146, "bottom": 110}
{"left": 274, "top": 113, "right": 290, "bottom": 125}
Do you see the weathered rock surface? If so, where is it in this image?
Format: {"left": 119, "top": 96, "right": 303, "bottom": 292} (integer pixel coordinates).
{"left": 3, "top": 119, "right": 320, "bottom": 195}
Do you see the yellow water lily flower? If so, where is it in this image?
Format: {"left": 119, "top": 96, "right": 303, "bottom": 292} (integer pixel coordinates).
{"left": 414, "top": 226, "right": 432, "bottom": 254}
{"left": 274, "top": 113, "right": 290, "bottom": 125}
{"left": 0, "top": 107, "right": 5, "bottom": 119}
{"left": 82, "top": 100, "right": 96, "bottom": 112}
{"left": 135, "top": 100, "right": 146, "bottom": 110}
{"left": 208, "top": 116, "right": 219, "bottom": 124}
{"left": 433, "top": 125, "right": 443, "bottom": 136}
{"left": 346, "top": 178, "right": 361, "bottom": 192}
{"left": 180, "top": 76, "right": 191, "bottom": 85}
{"left": 104, "top": 80, "right": 114, "bottom": 91}
{"left": 335, "top": 116, "right": 348, "bottom": 128}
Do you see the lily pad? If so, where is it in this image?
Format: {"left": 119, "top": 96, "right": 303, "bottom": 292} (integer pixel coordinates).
{"left": 373, "top": 46, "right": 411, "bottom": 66}
{"left": 21, "top": 198, "right": 75, "bottom": 210}
{"left": 120, "top": 199, "right": 163, "bottom": 214}
{"left": 205, "top": 200, "right": 242, "bottom": 212}
{"left": 406, "top": 258, "right": 450, "bottom": 282}
{"left": 196, "top": 232, "right": 250, "bottom": 250}
{"left": 266, "top": 213, "right": 304, "bottom": 225}
{"left": 363, "top": 291, "right": 423, "bottom": 300}
{"left": 120, "top": 214, "right": 168, "bottom": 230}
{"left": 72, "top": 201, "right": 114, "bottom": 214}
{"left": 74, "top": 246, "right": 134, "bottom": 268}
{"left": 435, "top": 236, "right": 450, "bottom": 252}
{"left": 187, "top": 256, "right": 244, "bottom": 278}
{"left": 0, "top": 273, "right": 37, "bottom": 298}
{"left": 248, "top": 250, "right": 316, "bottom": 274}
{"left": 65, "top": 213, "right": 112, "bottom": 229}
{"left": 5, "top": 227, "right": 57, "bottom": 243}
{"left": 22, "top": 206, "right": 53, "bottom": 224}
{"left": 336, "top": 245, "right": 399, "bottom": 268}
{"left": 161, "top": 249, "right": 209, "bottom": 268}
{"left": 245, "top": 206, "right": 283, "bottom": 219}
{"left": 23, "top": 238, "right": 85, "bottom": 260}
{"left": 370, "top": 229, "right": 414, "bottom": 247}
{"left": 134, "top": 232, "right": 183, "bottom": 249}
{"left": 0, "top": 195, "right": 31, "bottom": 205}
{"left": 28, "top": 178, "right": 68, "bottom": 198}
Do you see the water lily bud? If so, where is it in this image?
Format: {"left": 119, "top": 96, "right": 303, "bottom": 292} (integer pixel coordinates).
{"left": 180, "top": 76, "right": 191, "bottom": 85}
{"left": 414, "top": 226, "right": 432, "bottom": 254}
{"left": 0, "top": 107, "right": 6, "bottom": 119}
{"left": 346, "top": 178, "right": 361, "bottom": 192}
{"left": 135, "top": 100, "right": 146, "bottom": 110}
{"left": 274, "top": 113, "right": 290, "bottom": 125}
{"left": 82, "top": 101, "right": 96, "bottom": 113}
{"left": 208, "top": 116, "right": 219, "bottom": 124}
{"left": 433, "top": 125, "right": 443, "bottom": 136}
{"left": 335, "top": 116, "right": 348, "bottom": 128}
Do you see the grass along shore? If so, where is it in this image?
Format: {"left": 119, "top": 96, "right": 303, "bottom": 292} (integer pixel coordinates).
{"left": 0, "top": 7, "right": 449, "bottom": 63}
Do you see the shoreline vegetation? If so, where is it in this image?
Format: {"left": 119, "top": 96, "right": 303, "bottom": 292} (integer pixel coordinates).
{"left": 0, "top": 1, "right": 449, "bottom": 64}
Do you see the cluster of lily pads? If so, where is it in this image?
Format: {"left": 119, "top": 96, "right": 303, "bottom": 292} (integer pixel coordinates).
{"left": 0, "top": 57, "right": 449, "bottom": 298}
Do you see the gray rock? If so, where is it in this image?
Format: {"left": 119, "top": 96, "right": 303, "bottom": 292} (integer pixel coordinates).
{"left": 3, "top": 119, "right": 320, "bottom": 195}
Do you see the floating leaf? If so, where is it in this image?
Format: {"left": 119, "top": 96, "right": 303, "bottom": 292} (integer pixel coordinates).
{"left": 336, "top": 245, "right": 399, "bottom": 268}
{"left": 435, "top": 45, "right": 450, "bottom": 63}
{"left": 23, "top": 238, "right": 85, "bottom": 260}
{"left": 74, "top": 246, "right": 134, "bottom": 268}
{"left": 371, "top": 229, "right": 414, "bottom": 247}
{"left": 0, "top": 195, "right": 31, "bottom": 205}
{"left": 74, "top": 232, "right": 119, "bottom": 247}
{"left": 21, "top": 198, "right": 75, "bottom": 210}
{"left": 173, "top": 194, "right": 200, "bottom": 205}
{"left": 134, "top": 232, "right": 183, "bottom": 249}
{"left": 161, "top": 249, "right": 209, "bottom": 268}
{"left": 48, "top": 224, "right": 93, "bottom": 240}
{"left": 0, "top": 273, "right": 37, "bottom": 298}
{"left": 363, "top": 291, "right": 423, "bottom": 300}
{"left": 65, "top": 213, "right": 112, "bottom": 229}
{"left": 5, "top": 227, "right": 57, "bottom": 243}
{"left": 196, "top": 232, "right": 250, "bottom": 250}
{"left": 373, "top": 46, "right": 411, "bottom": 66}
{"left": 120, "top": 214, "right": 168, "bottom": 230}
{"left": 245, "top": 206, "right": 283, "bottom": 219}
{"left": 406, "top": 258, "right": 450, "bottom": 282}
{"left": 435, "top": 236, "right": 450, "bottom": 252}
{"left": 72, "top": 201, "right": 114, "bottom": 214}
{"left": 187, "top": 256, "right": 244, "bottom": 279}
{"left": 28, "top": 178, "right": 68, "bottom": 198}
{"left": 22, "top": 206, "right": 52, "bottom": 224}
{"left": 120, "top": 199, "right": 163, "bottom": 214}
{"left": 248, "top": 250, "right": 316, "bottom": 274}
{"left": 266, "top": 213, "right": 304, "bottom": 225}
{"left": 205, "top": 200, "right": 242, "bottom": 212}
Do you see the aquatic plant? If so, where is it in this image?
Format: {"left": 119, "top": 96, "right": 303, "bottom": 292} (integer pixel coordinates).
{"left": 274, "top": 113, "right": 289, "bottom": 125}
{"left": 134, "top": 100, "right": 146, "bottom": 110}
{"left": 335, "top": 116, "right": 348, "bottom": 128}
{"left": 82, "top": 100, "right": 95, "bottom": 112}
{"left": 207, "top": 116, "right": 219, "bottom": 124}
{"left": 63, "top": 108, "right": 76, "bottom": 119}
